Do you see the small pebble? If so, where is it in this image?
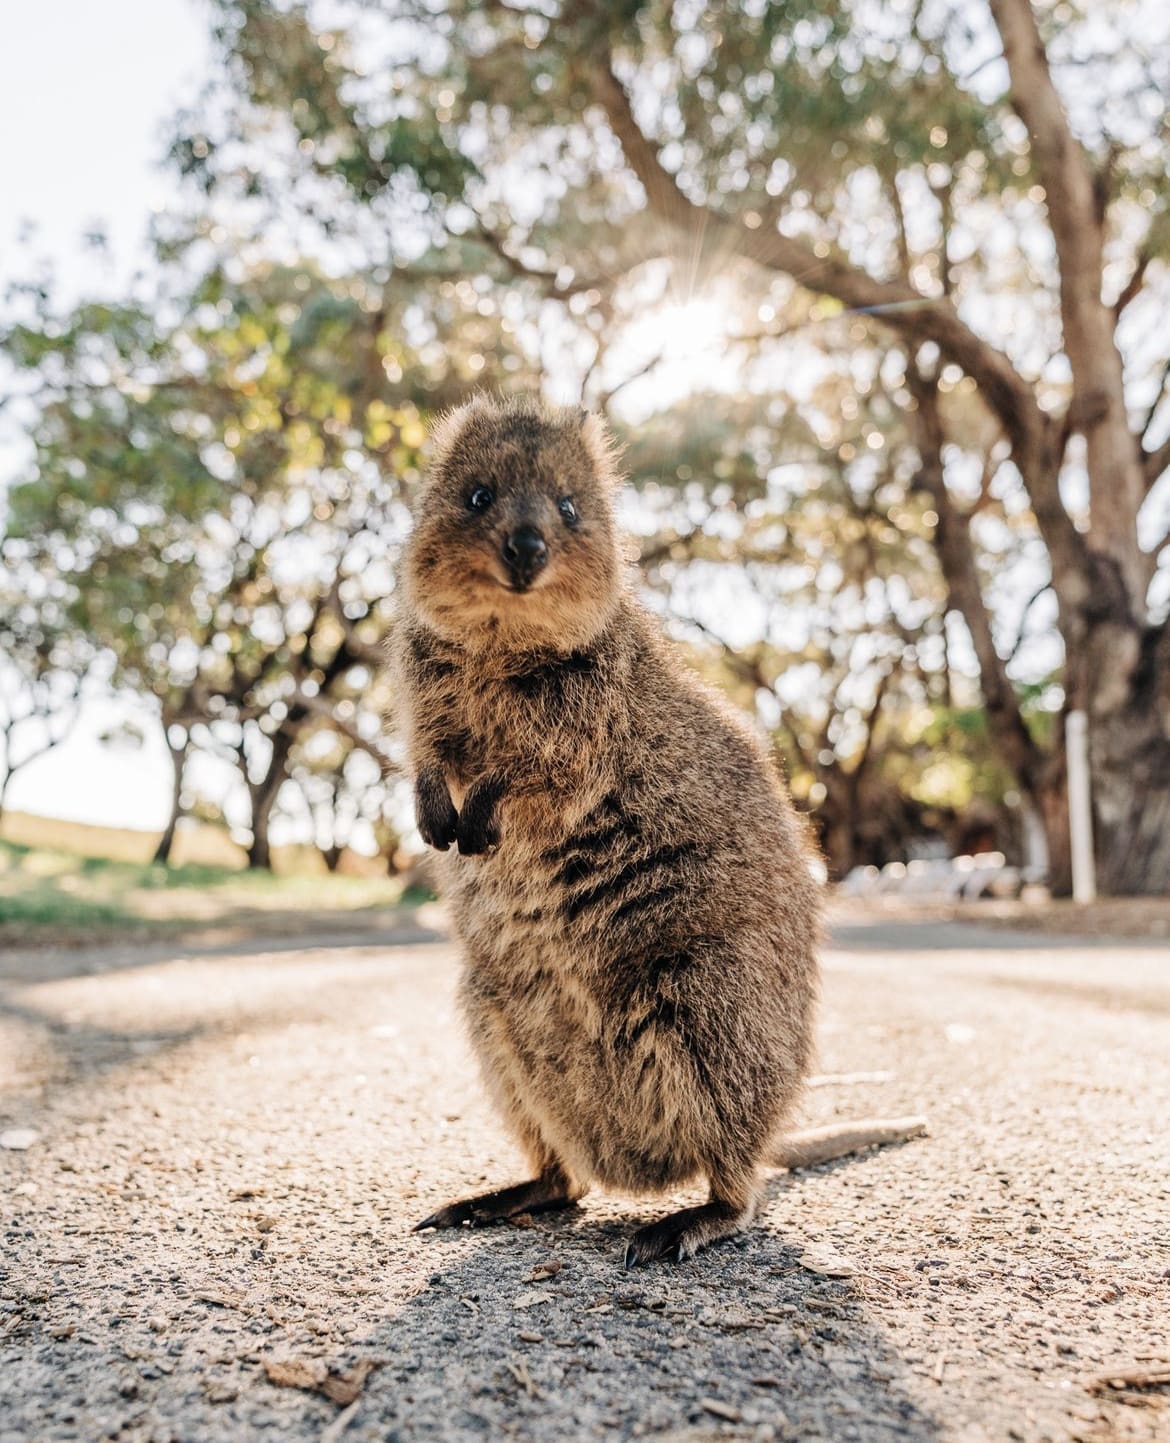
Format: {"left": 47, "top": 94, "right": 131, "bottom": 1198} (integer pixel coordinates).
{"left": 0, "top": 1129, "right": 39, "bottom": 1151}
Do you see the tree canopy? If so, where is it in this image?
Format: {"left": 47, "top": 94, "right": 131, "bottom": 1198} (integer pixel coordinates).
{"left": 4, "top": 0, "right": 1169, "bottom": 888}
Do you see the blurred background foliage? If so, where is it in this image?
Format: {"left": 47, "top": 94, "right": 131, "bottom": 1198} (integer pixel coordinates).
{"left": 2, "top": 0, "right": 1169, "bottom": 893}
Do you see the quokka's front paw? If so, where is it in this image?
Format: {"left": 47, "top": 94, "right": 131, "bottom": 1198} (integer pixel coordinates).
{"left": 456, "top": 809, "right": 499, "bottom": 856}
{"left": 455, "top": 775, "right": 506, "bottom": 856}
{"left": 416, "top": 768, "right": 458, "bottom": 851}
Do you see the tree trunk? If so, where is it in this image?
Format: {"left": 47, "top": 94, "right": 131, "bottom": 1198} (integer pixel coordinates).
{"left": 1088, "top": 673, "right": 1170, "bottom": 897}
{"left": 247, "top": 781, "right": 279, "bottom": 870}
{"left": 1035, "top": 770, "right": 1072, "bottom": 900}
{"left": 1040, "top": 619, "right": 1170, "bottom": 897}
{"left": 1093, "top": 736, "right": 1170, "bottom": 896}
{"left": 152, "top": 731, "right": 188, "bottom": 866}
{"left": 818, "top": 766, "right": 867, "bottom": 881}
{"left": 246, "top": 730, "right": 295, "bottom": 871}
{"left": 321, "top": 844, "right": 343, "bottom": 873}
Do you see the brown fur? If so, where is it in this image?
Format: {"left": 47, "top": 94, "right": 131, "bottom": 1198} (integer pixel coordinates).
{"left": 390, "top": 393, "right": 821, "bottom": 1264}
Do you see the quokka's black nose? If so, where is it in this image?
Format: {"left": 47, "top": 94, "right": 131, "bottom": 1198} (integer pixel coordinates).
{"left": 502, "top": 524, "right": 549, "bottom": 585}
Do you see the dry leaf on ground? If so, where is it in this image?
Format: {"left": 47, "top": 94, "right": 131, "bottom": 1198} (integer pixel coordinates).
{"left": 264, "top": 1358, "right": 328, "bottom": 1392}
{"left": 527, "top": 1259, "right": 562, "bottom": 1282}
{"left": 796, "top": 1247, "right": 856, "bottom": 1278}
{"left": 193, "top": 1289, "right": 247, "bottom": 1310}
{"left": 1090, "top": 1366, "right": 1170, "bottom": 1394}
{"left": 505, "top": 1357, "right": 542, "bottom": 1399}
{"left": 512, "top": 1289, "right": 554, "bottom": 1309}
{"left": 263, "top": 1357, "right": 378, "bottom": 1406}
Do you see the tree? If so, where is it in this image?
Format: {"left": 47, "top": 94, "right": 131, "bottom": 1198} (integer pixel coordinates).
{"left": 202, "top": 0, "right": 1170, "bottom": 891}
{"left": 284, "top": 725, "right": 397, "bottom": 871}
{"left": 3, "top": 261, "right": 432, "bottom": 865}
{"left": 0, "top": 584, "right": 91, "bottom": 822}
{"left": 627, "top": 376, "right": 1016, "bottom": 877}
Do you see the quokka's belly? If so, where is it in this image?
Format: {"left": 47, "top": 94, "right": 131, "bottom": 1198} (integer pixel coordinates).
{"left": 468, "top": 1001, "right": 709, "bottom": 1191}
{"left": 458, "top": 932, "right": 720, "bottom": 1193}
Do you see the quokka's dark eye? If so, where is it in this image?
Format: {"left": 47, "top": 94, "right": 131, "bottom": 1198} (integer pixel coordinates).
{"left": 558, "top": 496, "right": 578, "bottom": 526}
{"left": 467, "top": 485, "right": 494, "bottom": 513}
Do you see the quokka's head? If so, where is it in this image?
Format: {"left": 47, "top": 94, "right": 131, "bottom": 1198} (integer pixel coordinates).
{"left": 403, "top": 393, "right": 626, "bottom": 650}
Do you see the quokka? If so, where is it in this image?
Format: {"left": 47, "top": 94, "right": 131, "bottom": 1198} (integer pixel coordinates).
{"left": 392, "top": 393, "right": 923, "bottom": 1264}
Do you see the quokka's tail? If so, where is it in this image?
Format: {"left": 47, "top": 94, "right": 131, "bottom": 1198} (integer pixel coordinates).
{"left": 769, "top": 1116, "right": 928, "bottom": 1171}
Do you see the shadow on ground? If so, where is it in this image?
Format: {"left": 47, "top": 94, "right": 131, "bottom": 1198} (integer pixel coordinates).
{"left": 828, "top": 917, "right": 1167, "bottom": 952}
{"left": 330, "top": 1194, "right": 942, "bottom": 1443}
{"left": 0, "top": 933, "right": 943, "bottom": 1443}
{"left": 3, "top": 1177, "right": 945, "bottom": 1443}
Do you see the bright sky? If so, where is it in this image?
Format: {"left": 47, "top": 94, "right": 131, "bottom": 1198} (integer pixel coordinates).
{"left": 0, "top": 0, "right": 211, "bottom": 294}
{"left": 1, "top": 0, "right": 215, "bottom": 835}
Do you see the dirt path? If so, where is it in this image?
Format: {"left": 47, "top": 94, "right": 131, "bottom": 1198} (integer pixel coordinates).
{"left": 1, "top": 921, "right": 1167, "bottom": 1443}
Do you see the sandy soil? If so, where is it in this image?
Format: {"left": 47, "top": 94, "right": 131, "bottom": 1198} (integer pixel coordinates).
{"left": 1, "top": 917, "right": 1167, "bottom": 1443}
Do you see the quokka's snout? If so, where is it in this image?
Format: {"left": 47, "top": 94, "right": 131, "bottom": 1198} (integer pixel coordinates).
{"left": 501, "top": 523, "right": 549, "bottom": 589}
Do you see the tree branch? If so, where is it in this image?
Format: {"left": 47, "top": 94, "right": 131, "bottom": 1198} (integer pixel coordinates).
{"left": 288, "top": 691, "right": 399, "bottom": 772}
{"left": 586, "top": 51, "right": 1054, "bottom": 475}
{"left": 1114, "top": 247, "right": 1151, "bottom": 317}
{"left": 1006, "top": 581, "right": 1054, "bottom": 664}
{"left": 908, "top": 367, "right": 1046, "bottom": 787}
{"left": 1143, "top": 434, "right": 1170, "bottom": 491}
{"left": 463, "top": 209, "right": 660, "bottom": 301}
{"left": 987, "top": 0, "right": 1102, "bottom": 251}
{"left": 987, "top": 0, "right": 1145, "bottom": 595}
{"left": 848, "top": 666, "right": 893, "bottom": 784}
{"left": 1140, "top": 355, "right": 1170, "bottom": 489}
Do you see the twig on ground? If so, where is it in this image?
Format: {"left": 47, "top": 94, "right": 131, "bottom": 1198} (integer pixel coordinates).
{"left": 320, "top": 1399, "right": 362, "bottom": 1443}
{"left": 1090, "top": 1365, "right": 1170, "bottom": 1394}
{"left": 807, "top": 1071, "right": 895, "bottom": 1088}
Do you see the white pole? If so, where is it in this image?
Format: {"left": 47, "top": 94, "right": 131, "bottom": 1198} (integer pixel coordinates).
{"left": 1066, "top": 709, "right": 1096, "bottom": 904}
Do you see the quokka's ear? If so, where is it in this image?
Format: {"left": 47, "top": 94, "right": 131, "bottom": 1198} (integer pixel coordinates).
{"left": 576, "top": 407, "right": 624, "bottom": 483}
{"left": 427, "top": 393, "right": 494, "bottom": 465}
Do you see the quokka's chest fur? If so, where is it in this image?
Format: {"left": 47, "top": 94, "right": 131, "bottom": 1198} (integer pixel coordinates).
{"left": 409, "top": 622, "right": 637, "bottom": 829}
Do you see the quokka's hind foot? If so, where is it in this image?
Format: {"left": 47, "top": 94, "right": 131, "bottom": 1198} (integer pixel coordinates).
{"left": 624, "top": 1185, "right": 757, "bottom": 1267}
{"left": 413, "top": 1167, "right": 581, "bottom": 1232}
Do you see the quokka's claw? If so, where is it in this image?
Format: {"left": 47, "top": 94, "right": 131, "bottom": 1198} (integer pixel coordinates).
{"left": 624, "top": 1222, "right": 687, "bottom": 1267}
{"left": 412, "top": 1200, "right": 475, "bottom": 1231}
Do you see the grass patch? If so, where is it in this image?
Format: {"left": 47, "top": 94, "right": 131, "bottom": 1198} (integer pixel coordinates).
{"left": 0, "top": 837, "right": 411, "bottom": 947}
{"left": 0, "top": 885, "right": 139, "bottom": 931}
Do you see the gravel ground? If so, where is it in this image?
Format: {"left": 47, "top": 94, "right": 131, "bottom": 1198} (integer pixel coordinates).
{"left": 1, "top": 918, "right": 1167, "bottom": 1443}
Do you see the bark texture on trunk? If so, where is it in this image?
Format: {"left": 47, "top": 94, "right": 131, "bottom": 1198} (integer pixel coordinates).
{"left": 1086, "top": 628, "right": 1170, "bottom": 895}
{"left": 1092, "top": 729, "right": 1170, "bottom": 896}
{"left": 989, "top": 0, "right": 1148, "bottom": 605}
{"left": 247, "top": 777, "right": 280, "bottom": 871}
{"left": 1035, "top": 769, "right": 1072, "bottom": 900}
